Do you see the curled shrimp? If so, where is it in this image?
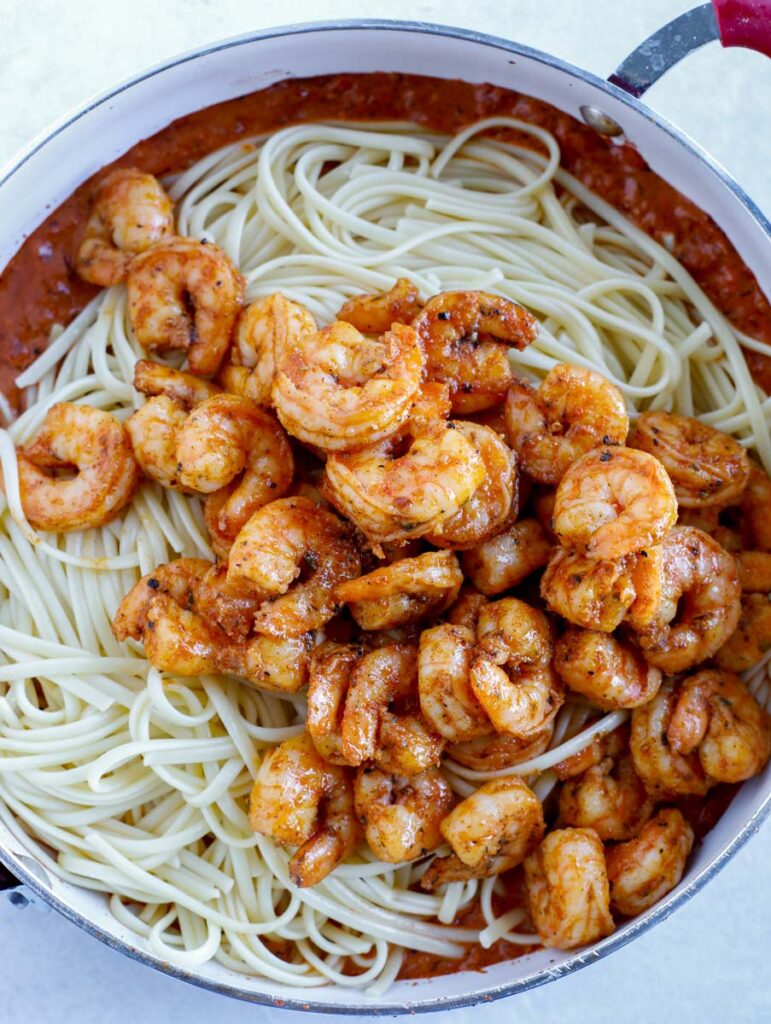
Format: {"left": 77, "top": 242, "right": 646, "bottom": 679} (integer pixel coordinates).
{"left": 405, "top": 381, "right": 453, "bottom": 435}
{"left": 227, "top": 496, "right": 360, "bottom": 637}
{"left": 715, "top": 594, "right": 771, "bottom": 672}
{"left": 666, "top": 669, "right": 770, "bottom": 784}
{"left": 740, "top": 464, "right": 771, "bottom": 551}
{"left": 413, "top": 291, "right": 538, "bottom": 413}
{"left": 418, "top": 623, "right": 492, "bottom": 742}
{"left": 541, "top": 548, "right": 652, "bottom": 633}
{"left": 425, "top": 421, "right": 518, "bottom": 549}
{"left": 504, "top": 365, "right": 628, "bottom": 485}
{"left": 462, "top": 518, "right": 553, "bottom": 596}
{"left": 605, "top": 809, "right": 694, "bottom": 917}
{"left": 307, "top": 642, "right": 360, "bottom": 765}
{"left": 219, "top": 293, "right": 316, "bottom": 406}
{"left": 446, "top": 586, "right": 489, "bottom": 630}
{"left": 558, "top": 750, "right": 653, "bottom": 841}
{"left": 334, "top": 550, "right": 462, "bottom": 631}
{"left": 354, "top": 766, "right": 454, "bottom": 863}
{"left": 15, "top": 403, "right": 140, "bottom": 532}
{"left": 337, "top": 278, "right": 423, "bottom": 334}
{"left": 634, "top": 526, "right": 740, "bottom": 673}
{"left": 113, "top": 558, "right": 315, "bottom": 691}
{"left": 734, "top": 551, "right": 771, "bottom": 593}
{"left": 523, "top": 827, "right": 615, "bottom": 949}
{"left": 447, "top": 725, "right": 554, "bottom": 771}
{"left": 554, "top": 629, "right": 662, "bottom": 710}
{"left": 630, "top": 681, "right": 710, "bottom": 798}
{"left": 629, "top": 411, "right": 750, "bottom": 510}
{"left": 133, "top": 359, "right": 221, "bottom": 406}
{"left": 470, "top": 598, "right": 564, "bottom": 738}
{"left": 553, "top": 447, "right": 677, "bottom": 560}
{"left": 127, "top": 237, "right": 244, "bottom": 376}
{"left": 273, "top": 320, "right": 424, "bottom": 451}
{"left": 324, "top": 419, "right": 485, "bottom": 549}
{"left": 75, "top": 168, "right": 174, "bottom": 286}
{"left": 249, "top": 733, "right": 359, "bottom": 887}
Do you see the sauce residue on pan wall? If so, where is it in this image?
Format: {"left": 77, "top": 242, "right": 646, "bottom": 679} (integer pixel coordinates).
{"left": 0, "top": 72, "right": 763, "bottom": 981}
{"left": 1, "top": 72, "right": 771, "bottom": 412}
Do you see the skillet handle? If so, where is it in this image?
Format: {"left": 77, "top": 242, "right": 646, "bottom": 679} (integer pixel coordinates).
{"left": 609, "top": 1, "right": 771, "bottom": 98}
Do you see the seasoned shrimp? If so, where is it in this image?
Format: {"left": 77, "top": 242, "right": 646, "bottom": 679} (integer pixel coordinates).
{"left": 532, "top": 487, "right": 557, "bottom": 539}
{"left": 715, "top": 594, "right": 771, "bottom": 672}
{"left": 354, "top": 766, "right": 454, "bottom": 863}
{"left": 127, "top": 237, "right": 244, "bottom": 376}
{"left": 405, "top": 381, "right": 453, "bottom": 435}
{"left": 447, "top": 725, "right": 554, "bottom": 771}
{"left": 462, "top": 518, "right": 553, "bottom": 596}
{"left": 558, "top": 751, "right": 653, "bottom": 841}
{"left": 75, "top": 168, "right": 174, "bottom": 287}
{"left": 227, "top": 497, "right": 360, "bottom": 637}
{"left": 630, "top": 410, "right": 750, "bottom": 509}
{"left": 734, "top": 551, "right": 771, "bottom": 593}
{"left": 307, "top": 643, "right": 361, "bottom": 765}
{"left": 666, "top": 669, "right": 770, "bottom": 784}
{"left": 740, "top": 464, "right": 771, "bottom": 551}
{"left": 334, "top": 551, "right": 462, "bottom": 630}
{"left": 554, "top": 629, "right": 662, "bottom": 710}
{"left": 133, "top": 359, "right": 221, "bottom": 406}
{"left": 413, "top": 291, "right": 538, "bottom": 413}
{"left": 446, "top": 586, "right": 489, "bottom": 630}
{"left": 470, "top": 598, "right": 564, "bottom": 738}
{"left": 113, "top": 558, "right": 314, "bottom": 690}
{"left": 273, "top": 320, "right": 424, "bottom": 451}
{"left": 219, "top": 294, "right": 316, "bottom": 406}
{"left": 425, "top": 422, "right": 518, "bottom": 549}
{"left": 338, "top": 278, "right": 423, "bottom": 334}
{"left": 249, "top": 733, "right": 359, "bottom": 887}
{"left": 634, "top": 526, "right": 740, "bottom": 673}
{"left": 553, "top": 447, "right": 677, "bottom": 560}
{"left": 630, "top": 681, "right": 710, "bottom": 798}
{"left": 606, "top": 809, "right": 694, "bottom": 917}
{"left": 16, "top": 403, "right": 140, "bottom": 532}
{"left": 553, "top": 728, "right": 625, "bottom": 781}
{"left": 324, "top": 419, "right": 485, "bottom": 549}
{"left": 541, "top": 548, "right": 641, "bottom": 633}
{"left": 418, "top": 623, "right": 491, "bottom": 742}
{"left": 504, "top": 365, "right": 629, "bottom": 485}
{"left": 524, "top": 828, "right": 614, "bottom": 949}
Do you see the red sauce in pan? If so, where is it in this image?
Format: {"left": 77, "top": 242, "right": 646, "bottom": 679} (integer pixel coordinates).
{"left": 0, "top": 71, "right": 764, "bottom": 980}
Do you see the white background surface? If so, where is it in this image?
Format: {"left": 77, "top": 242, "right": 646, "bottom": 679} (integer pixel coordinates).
{"left": 1, "top": 2, "right": 770, "bottom": 1022}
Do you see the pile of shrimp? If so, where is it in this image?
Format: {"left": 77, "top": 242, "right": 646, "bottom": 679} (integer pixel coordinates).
{"left": 10, "top": 168, "right": 770, "bottom": 957}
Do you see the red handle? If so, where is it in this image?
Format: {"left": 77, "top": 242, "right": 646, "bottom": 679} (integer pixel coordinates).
{"left": 713, "top": 0, "right": 771, "bottom": 57}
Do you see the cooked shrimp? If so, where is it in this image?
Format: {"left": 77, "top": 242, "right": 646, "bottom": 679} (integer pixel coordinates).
{"left": 376, "top": 711, "right": 446, "bottom": 776}
{"left": 462, "top": 518, "right": 553, "bottom": 596}
{"left": 553, "top": 447, "right": 677, "bottom": 560}
{"left": 354, "top": 766, "right": 454, "bottom": 863}
{"left": 605, "top": 809, "right": 694, "bottom": 917}
{"left": 133, "top": 359, "right": 222, "bottom": 406}
{"left": 523, "top": 828, "right": 614, "bottom": 949}
{"left": 553, "top": 728, "right": 625, "bottom": 781}
{"left": 273, "top": 320, "right": 424, "bottom": 451}
{"left": 127, "top": 237, "right": 244, "bottom": 376}
{"left": 541, "top": 548, "right": 639, "bottom": 632}
{"left": 735, "top": 551, "right": 771, "bottom": 593}
{"left": 629, "top": 681, "right": 710, "bottom": 798}
{"left": 447, "top": 725, "right": 554, "bottom": 771}
{"left": 16, "top": 403, "right": 140, "bottom": 532}
{"left": 249, "top": 733, "right": 359, "bottom": 887}
{"left": 406, "top": 381, "right": 453, "bottom": 435}
{"left": 629, "top": 410, "right": 750, "bottom": 509}
{"left": 324, "top": 419, "right": 485, "bottom": 549}
{"left": 194, "top": 561, "right": 264, "bottom": 640}
{"left": 418, "top": 623, "right": 492, "bottom": 742}
{"left": 425, "top": 422, "right": 518, "bottom": 549}
{"left": 470, "top": 598, "right": 564, "bottom": 738}
{"left": 446, "top": 586, "right": 489, "bottom": 630}
{"left": 715, "top": 594, "right": 771, "bottom": 672}
{"left": 666, "top": 669, "right": 770, "bottom": 784}
{"left": 740, "top": 464, "right": 771, "bottom": 551}
{"left": 554, "top": 629, "right": 662, "bottom": 710}
{"left": 334, "top": 551, "right": 462, "bottom": 630}
{"left": 227, "top": 497, "right": 360, "bottom": 637}
{"left": 558, "top": 751, "right": 653, "bottom": 841}
{"left": 219, "top": 294, "right": 316, "bottom": 406}
{"left": 337, "top": 278, "right": 423, "bottom": 334}
{"left": 634, "top": 526, "right": 740, "bottom": 673}
{"left": 76, "top": 168, "right": 174, "bottom": 287}
{"left": 413, "top": 291, "right": 538, "bottom": 413}
{"left": 677, "top": 506, "right": 720, "bottom": 533}
{"left": 504, "top": 365, "right": 628, "bottom": 485}
{"left": 532, "top": 487, "right": 557, "bottom": 539}
{"left": 307, "top": 642, "right": 360, "bottom": 765}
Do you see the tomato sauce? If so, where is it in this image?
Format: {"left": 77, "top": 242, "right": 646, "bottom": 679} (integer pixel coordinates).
{"left": 0, "top": 71, "right": 765, "bottom": 980}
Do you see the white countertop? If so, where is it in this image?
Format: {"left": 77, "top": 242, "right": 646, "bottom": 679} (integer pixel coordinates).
{"left": 1, "top": 2, "right": 770, "bottom": 1022}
